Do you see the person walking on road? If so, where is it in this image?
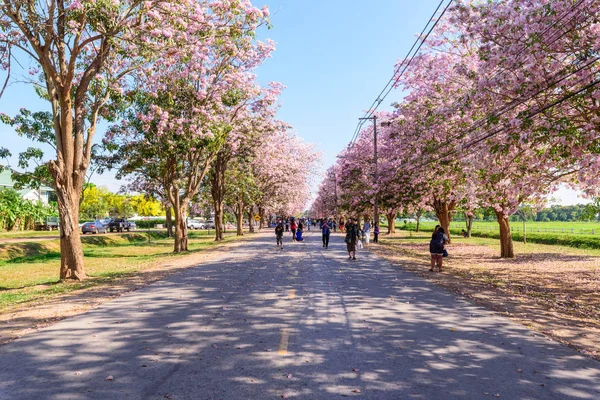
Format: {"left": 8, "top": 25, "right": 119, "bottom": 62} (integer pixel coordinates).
{"left": 275, "top": 221, "right": 284, "bottom": 249}
{"left": 345, "top": 218, "right": 359, "bottom": 260}
{"left": 363, "top": 219, "right": 371, "bottom": 245}
{"left": 322, "top": 221, "right": 331, "bottom": 248}
{"left": 290, "top": 219, "right": 297, "bottom": 242}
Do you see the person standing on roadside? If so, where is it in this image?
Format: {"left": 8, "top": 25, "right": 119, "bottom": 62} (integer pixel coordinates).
{"left": 363, "top": 219, "right": 371, "bottom": 245}
{"left": 290, "top": 219, "right": 297, "bottom": 242}
{"left": 429, "top": 227, "right": 447, "bottom": 272}
{"left": 322, "top": 220, "right": 331, "bottom": 248}
{"left": 345, "top": 217, "right": 359, "bottom": 260}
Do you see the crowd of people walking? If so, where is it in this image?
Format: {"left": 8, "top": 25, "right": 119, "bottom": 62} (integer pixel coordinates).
{"left": 274, "top": 216, "right": 380, "bottom": 260}
{"left": 275, "top": 216, "right": 451, "bottom": 272}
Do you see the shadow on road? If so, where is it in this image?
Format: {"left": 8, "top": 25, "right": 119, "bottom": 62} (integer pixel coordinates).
{"left": 0, "top": 232, "right": 598, "bottom": 399}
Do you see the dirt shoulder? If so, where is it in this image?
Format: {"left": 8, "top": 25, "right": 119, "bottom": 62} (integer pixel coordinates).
{"left": 0, "top": 236, "right": 253, "bottom": 345}
{"left": 369, "top": 235, "right": 600, "bottom": 361}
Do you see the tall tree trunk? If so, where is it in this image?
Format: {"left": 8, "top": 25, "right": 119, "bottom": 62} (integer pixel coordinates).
{"left": 52, "top": 155, "right": 86, "bottom": 280}
{"left": 57, "top": 187, "right": 86, "bottom": 280}
{"left": 173, "top": 204, "right": 189, "bottom": 252}
{"left": 258, "top": 207, "right": 265, "bottom": 230}
{"left": 214, "top": 199, "right": 224, "bottom": 240}
{"left": 235, "top": 204, "right": 244, "bottom": 236}
{"left": 166, "top": 207, "right": 173, "bottom": 238}
{"left": 211, "top": 153, "right": 226, "bottom": 241}
{"left": 433, "top": 198, "right": 455, "bottom": 243}
{"left": 495, "top": 210, "right": 514, "bottom": 258}
{"left": 247, "top": 210, "right": 255, "bottom": 233}
{"left": 465, "top": 212, "right": 473, "bottom": 238}
{"left": 386, "top": 212, "right": 396, "bottom": 234}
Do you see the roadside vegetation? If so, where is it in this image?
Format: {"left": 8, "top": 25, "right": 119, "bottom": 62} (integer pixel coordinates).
{"left": 397, "top": 220, "right": 600, "bottom": 249}
{"left": 0, "top": 231, "right": 235, "bottom": 311}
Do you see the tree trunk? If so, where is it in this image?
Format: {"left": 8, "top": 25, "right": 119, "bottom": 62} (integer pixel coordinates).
{"left": 415, "top": 210, "right": 422, "bottom": 233}
{"left": 57, "top": 191, "right": 86, "bottom": 280}
{"left": 235, "top": 205, "right": 244, "bottom": 236}
{"left": 495, "top": 210, "right": 515, "bottom": 258}
{"left": 258, "top": 207, "right": 265, "bottom": 230}
{"left": 54, "top": 166, "right": 86, "bottom": 280}
{"left": 173, "top": 204, "right": 189, "bottom": 252}
{"left": 166, "top": 207, "right": 173, "bottom": 238}
{"left": 465, "top": 212, "right": 473, "bottom": 238}
{"left": 386, "top": 212, "right": 396, "bottom": 234}
{"left": 433, "top": 198, "right": 455, "bottom": 243}
{"left": 211, "top": 153, "right": 227, "bottom": 241}
{"left": 247, "top": 210, "right": 255, "bottom": 233}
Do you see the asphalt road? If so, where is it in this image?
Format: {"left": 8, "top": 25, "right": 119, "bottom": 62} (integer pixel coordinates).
{"left": 0, "top": 231, "right": 598, "bottom": 399}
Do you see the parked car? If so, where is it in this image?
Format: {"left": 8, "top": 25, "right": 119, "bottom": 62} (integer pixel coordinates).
{"left": 205, "top": 219, "right": 216, "bottom": 229}
{"left": 82, "top": 220, "right": 108, "bottom": 234}
{"left": 108, "top": 218, "right": 135, "bottom": 232}
{"left": 187, "top": 219, "right": 205, "bottom": 230}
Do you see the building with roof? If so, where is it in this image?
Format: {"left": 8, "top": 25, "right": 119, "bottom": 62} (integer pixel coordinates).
{"left": 0, "top": 169, "right": 55, "bottom": 205}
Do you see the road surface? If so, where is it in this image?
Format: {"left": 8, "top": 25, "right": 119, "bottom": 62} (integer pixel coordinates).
{"left": 0, "top": 231, "right": 598, "bottom": 399}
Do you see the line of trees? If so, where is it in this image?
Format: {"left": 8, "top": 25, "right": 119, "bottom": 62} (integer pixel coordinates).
{"left": 312, "top": 0, "right": 600, "bottom": 258}
{"left": 410, "top": 204, "right": 600, "bottom": 224}
{"left": 0, "top": 1, "right": 317, "bottom": 280}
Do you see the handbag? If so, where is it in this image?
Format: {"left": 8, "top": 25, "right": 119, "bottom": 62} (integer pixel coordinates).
{"left": 443, "top": 248, "right": 449, "bottom": 257}
{"left": 357, "top": 240, "right": 363, "bottom": 250}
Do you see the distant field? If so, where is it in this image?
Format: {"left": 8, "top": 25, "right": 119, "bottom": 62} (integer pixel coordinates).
{"left": 394, "top": 220, "right": 600, "bottom": 249}
{"left": 399, "top": 220, "right": 600, "bottom": 235}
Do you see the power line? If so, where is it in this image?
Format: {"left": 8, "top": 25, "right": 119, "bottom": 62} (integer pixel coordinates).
{"left": 347, "top": 0, "right": 453, "bottom": 147}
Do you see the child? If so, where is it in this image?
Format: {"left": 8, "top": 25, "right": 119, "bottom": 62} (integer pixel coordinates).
{"left": 373, "top": 224, "right": 380, "bottom": 243}
{"left": 296, "top": 228, "right": 304, "bottom": 242}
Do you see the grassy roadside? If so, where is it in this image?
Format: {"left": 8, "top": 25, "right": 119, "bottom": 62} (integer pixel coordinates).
{"left": 0, "top": 230, "right": 241, "bottom": 311}
{"left": 395, "top": 221, "right": 600, "bottom": 249}
{"left": 370, "top": 231, "right": 600, "bottom": 359}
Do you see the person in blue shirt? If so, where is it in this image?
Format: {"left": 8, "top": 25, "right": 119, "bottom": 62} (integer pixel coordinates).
{"left": 296, "top": 227, "right": 304, "bottom": 242}
{"left": 322, "top": 220, "right": 331, "bottom": 248}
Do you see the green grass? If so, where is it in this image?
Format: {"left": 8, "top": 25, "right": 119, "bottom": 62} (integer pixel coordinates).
{"left": 0, "top": 231, "right": 242, "bottom": 310}
{"left": 395, "top": 220, "right": 600, "bottom": 249}
{"left": 381, "top": 229, "right": 600, "bottom": 257}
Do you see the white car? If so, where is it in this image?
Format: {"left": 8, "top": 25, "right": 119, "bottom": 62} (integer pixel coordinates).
{"left": 187, "top": 219, "right": 205, "bottom": 230}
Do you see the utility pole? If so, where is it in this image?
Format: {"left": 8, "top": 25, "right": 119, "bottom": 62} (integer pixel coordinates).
{"left": 332, "top": 171, "right": 338, "bottom": 222}
{"left": 359, "top": 116, "right": 379, "bottom": 228}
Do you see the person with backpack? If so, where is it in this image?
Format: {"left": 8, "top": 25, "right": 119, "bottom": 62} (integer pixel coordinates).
{"left": 429, "top": 227, "right": 447, "bottom": 272}
{"left": 344, "top": 217, "right": 360, "bottom": 260}
{"left": 322, "top": 221, "right": 331, "bottom": 248}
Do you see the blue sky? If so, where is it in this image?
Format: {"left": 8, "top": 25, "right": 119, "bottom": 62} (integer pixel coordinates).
{"left": 0, "top": 0, "right": 588, "bottom": 205}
